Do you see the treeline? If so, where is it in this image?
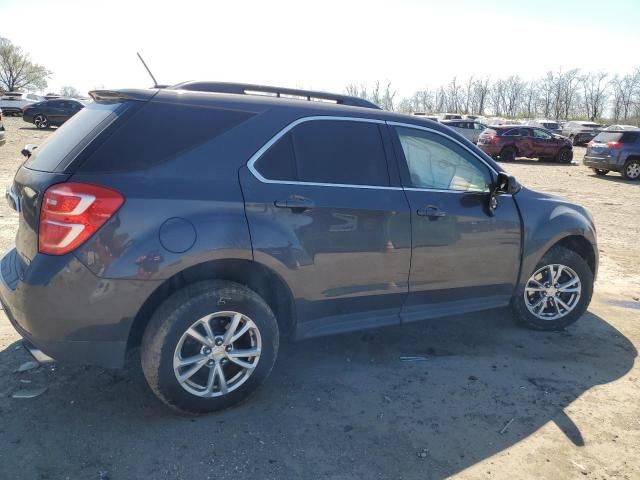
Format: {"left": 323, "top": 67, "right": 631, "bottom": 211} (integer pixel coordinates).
{"left": 345, "top": 67, "right": 640, "bottom": 122}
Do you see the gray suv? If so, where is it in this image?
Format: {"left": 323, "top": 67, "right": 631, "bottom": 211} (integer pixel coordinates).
{"left": 562, "top": 121, "right": 602, "bottom": 145}
{"left": 0, "top": 82, "right": 597, "bottom": 413}
{"left": 584, "top": 129, "right": 640, "bottom": 180}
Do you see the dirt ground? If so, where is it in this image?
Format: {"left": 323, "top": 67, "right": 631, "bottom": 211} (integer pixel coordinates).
{"left": 0, "top": 116, "right": 638, "bottom": 480}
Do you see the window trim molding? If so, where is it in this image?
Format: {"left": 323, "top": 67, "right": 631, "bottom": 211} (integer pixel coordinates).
{"left": 247, "top": 116, "right": 401, "bottom": 190}
{"left": 246, "top": 116, "right": 503, "bottom": 193}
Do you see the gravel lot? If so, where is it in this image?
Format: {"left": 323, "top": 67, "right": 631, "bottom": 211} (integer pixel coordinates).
{"left": 0, "top": 116, "right": 638, "bottom": 480}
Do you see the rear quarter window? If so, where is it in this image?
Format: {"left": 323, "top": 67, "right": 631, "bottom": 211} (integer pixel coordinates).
{"left": 593, "top": 132, "right": 622, "bottom": 143}
{"left": 24, "top": 102, "right": 129, "bottom": 172}
{"left": 78, "top": 102, "right": 255, "bottom": 173}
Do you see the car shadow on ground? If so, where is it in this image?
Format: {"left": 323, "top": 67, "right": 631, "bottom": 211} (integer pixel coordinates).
{"left": 500, "top": 159, "right": 580, "bottom": 167}
{"left": 586, "top": 173, "right": 639, "bottom": 185}
{"left": 0, "top": 307, "right": 635, "bottom": 479}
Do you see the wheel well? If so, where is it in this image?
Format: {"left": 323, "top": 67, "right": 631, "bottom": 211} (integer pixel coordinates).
{"left": 127, "top": 259, "right": 295, "bottom": 351}
{"left": 624, "top": 155, "right": 640, "bottom": 164}
{"left": 501, "top": 144, "right": 518, "bottom": 155}
{"left": 553, "top": 235, "right": 596, "bottom": 274}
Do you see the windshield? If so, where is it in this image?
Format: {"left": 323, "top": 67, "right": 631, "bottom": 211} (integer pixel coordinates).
{"left": 593, "top": 132, "right": 622, "bottom": 143}
{"left": 24, "top": 101, "right": 131, "bottom": 172}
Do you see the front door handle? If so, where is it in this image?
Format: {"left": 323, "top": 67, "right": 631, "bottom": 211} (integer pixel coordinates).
{"left": 274, "top": 195, "right": 315, "bottom": 212}
{"left": 417, "top": 205, "right": 447, "bottom": 219}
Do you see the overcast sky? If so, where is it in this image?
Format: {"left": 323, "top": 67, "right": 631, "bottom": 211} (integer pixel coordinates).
{"left": 2, "top": 0, "right": 639, "bottom": 97}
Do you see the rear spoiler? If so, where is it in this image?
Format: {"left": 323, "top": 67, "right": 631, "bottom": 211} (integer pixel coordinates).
{"left": 89, "top": 89, "right": 158, "bottom": 103}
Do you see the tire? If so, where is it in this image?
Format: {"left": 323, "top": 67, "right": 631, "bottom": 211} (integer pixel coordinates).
{"left": 511, "top": 246, "right": 593, "bottom": 331}
{"left": 34, "top": 114, "right": 48, "bottom": 129}
{"left": 555, "top": 147, "right": 573, "bottom": 164}
{"left": 500, "top": 146, "right": 516, "bottom": 162}
{"left": 141, "top": 280, "right": 279, "bottom": 414}
{"left": 621, "top": 159, "right": 640, "bottom": 180}
{"left": 592, "top": 168, "right": 609, "bottom": 176}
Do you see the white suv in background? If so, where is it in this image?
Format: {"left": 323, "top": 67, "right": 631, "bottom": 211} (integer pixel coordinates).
{"left": 0, "top": 92, "right": 43, "bottom": 116}
{"left": 440, "top": 119, "right": 488, "bottom": 143}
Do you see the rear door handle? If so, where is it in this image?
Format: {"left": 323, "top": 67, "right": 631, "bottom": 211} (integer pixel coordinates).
{"left": 274, "top": 196, "right": 315, "bottom": 212}
{"left": 417, "top": 205, "right": 446, "bottom": 218}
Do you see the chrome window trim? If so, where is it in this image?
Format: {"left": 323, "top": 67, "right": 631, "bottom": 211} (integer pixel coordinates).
{"left": 246, "top": 116, "right": 401, "bottom": 190}
{"left": 386, "top": 121, "right": 499, "bottom": 176}
{"left": 246, "top": 115, "right": 507, "bottom": 195}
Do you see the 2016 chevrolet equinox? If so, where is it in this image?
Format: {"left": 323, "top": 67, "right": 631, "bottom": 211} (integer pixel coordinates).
{"left": 0, "top": 82, "right": 597, "bottom": 413}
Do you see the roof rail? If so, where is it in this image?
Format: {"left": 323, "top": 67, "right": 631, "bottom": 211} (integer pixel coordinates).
{"left": 169, "top": 81, "right": 380, "bottom": 109}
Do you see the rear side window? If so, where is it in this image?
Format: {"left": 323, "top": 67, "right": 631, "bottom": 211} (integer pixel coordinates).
{"left": 594, "top": 132, "right": 639, "bottom": 143}
{"left": 80, "top": 102, "right": 255, "bottom": 172}
{"left": 254, "top": 120, "right": 390, "bottom": 186}
{"left": 24, "top": 102, "right": 128, "bottom": 172}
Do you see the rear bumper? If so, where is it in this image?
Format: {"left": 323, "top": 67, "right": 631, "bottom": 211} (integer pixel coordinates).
{"left": 584, "top": 155, "right": 622, "bottom": 171}
{"left": 0, "top": 247, "right": 161, "bottom": 368}
{"left": 0, "top": 107, "right": 22, "bottom": 115}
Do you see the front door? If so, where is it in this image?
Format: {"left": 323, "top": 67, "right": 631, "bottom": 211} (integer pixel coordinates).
{"left": 240, "top": 118, "right": 412, "bottom": 338}
{"left": 389, "top": 123, "right": 522, "bottom": 322}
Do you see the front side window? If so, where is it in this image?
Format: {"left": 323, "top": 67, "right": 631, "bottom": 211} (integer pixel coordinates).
{"left": 253, "top": 119, "right": 390, "bottom": 186}
{"left": 533, "top": 129, "right": 552, "bottom": 139}
{"left": 395, "top": 126, "right": 491, "bottom": 193}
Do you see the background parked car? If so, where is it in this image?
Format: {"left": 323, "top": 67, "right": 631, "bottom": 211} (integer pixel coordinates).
{"left": 22, "top": 98, "right": 85, "bottom": 129}
{"left": 584, "top": 130, "right": 640, "bottom": 180}
{"left": 604, "top": 124, "right": 638, "bottom": 131}
{"left": 0, "top": 92, "right": 43, "bottom": 116}
{"left": 525, "top": 119, "right": 562, "bottom": 135}
{"left": 437, "top": 112, "right": 463, "bottom": 121}
{"left": 562, "top": 121, "right": 602, "bottom": 145}
{"left": 0, "top": 108, "right": 5, "bottom": 147}
{"left": 477, "top": 125, "right": 573, "bottom": 163}
{"left": 441, "top": 119, "right": 488, "bottom": 142}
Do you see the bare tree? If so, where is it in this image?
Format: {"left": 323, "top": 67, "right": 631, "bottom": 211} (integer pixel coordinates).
{"left": 60, "top": 85, "right": 81, "bottom": 98}
{"left": 472, "top": 77, "right": 490, "bottom": 115}
{"left": 0, "top": 37, "right": 50, "bottom": 92}
{"left": 581, "top": 72, "right": 609, "bottom": 120}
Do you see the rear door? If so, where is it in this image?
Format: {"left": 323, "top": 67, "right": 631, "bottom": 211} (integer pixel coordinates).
{"left": 239, "top": 117, "right": 411, "bottom": 338}
{"left": 388, "top": 122, "right": 521, "bottom": 321}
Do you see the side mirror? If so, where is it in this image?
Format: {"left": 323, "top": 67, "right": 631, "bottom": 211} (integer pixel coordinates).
{"left": 488, "top": 173, "right": 520, "bottom": 216}
{"left": 21, "top": 144, "right": 37, "bottom": 159}
{"left": 494, "top": 172, "right": 520, "bottom": 194}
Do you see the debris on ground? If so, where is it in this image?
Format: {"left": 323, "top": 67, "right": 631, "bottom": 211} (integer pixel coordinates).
{"left": 499, "top": 418, "right": 515, "bottom": 435}
{"left": 15, "top": 361, "right": 39, "bottom": 373}
{"left": 417, "top": 448, "right": 429, "bottom": 458}
{"left": 10, "top": 387, "right": 48, "bottom": 399}
{"left": 400, "top": 356, "right": 429, "bottom": 362}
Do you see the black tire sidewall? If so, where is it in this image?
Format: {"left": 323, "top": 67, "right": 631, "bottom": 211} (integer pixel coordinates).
{"left": 501, "top": 146, "right": 516, "bottom": 162}
{"left": 142, "top": 281, "right": 279, "bottom": 414}
{"left": 512, "top": 246, "right": 593, "bottom": 331}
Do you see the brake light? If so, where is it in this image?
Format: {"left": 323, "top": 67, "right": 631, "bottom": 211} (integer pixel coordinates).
{"left": 39, "top": 182, "right": 124, "bottom": 255}
{"left": 488, "top": 135, "right": 499, "bottom": 143}
{"left": 607, "top": 141, "right": 623, "bottom": 149}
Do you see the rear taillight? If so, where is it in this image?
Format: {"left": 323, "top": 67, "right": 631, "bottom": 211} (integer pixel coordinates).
{"left": 607, "top": 141, "right": 623, "bottom": 149}
{"left": 488, "top": 135, "right": 498, "bottom": 143}
{"left": 39, "top": 182, "right": 124, "bottom": 255}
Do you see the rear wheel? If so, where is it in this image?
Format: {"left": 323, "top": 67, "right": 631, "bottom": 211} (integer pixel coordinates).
{"left": 141, "top": 281, "right": 279, "bottom": 414}
{"left": 511, "top": 246, "right": 593, "bottom": 331}
{"left": 34, "top": 114, "right": 48, "bottom": 129}
{"left": 555, "top": 147, "right": 573, "bottom": 164}
{"left": 592, "top": 168, "right": 609, "bottom": 176}
{"left": 500, "top": 146, "right": 516, "bottom": 162}
{"left": 621, "top": 159, "right": 640, "bottom": 180}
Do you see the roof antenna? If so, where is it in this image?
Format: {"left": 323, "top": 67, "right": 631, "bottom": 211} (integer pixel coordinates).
{"left": 136, "top": 52, "right": 160, "bottom": 88}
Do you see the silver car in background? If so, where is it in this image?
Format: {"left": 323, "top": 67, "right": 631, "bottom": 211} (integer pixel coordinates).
{"left": 525, "top": 119, "right": 562, "bottom": 135}
{"left": 440, "top": 119, "right": 488, "bottom": 143}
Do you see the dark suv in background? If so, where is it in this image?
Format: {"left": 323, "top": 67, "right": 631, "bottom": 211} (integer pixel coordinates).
{"left": 1, "top": 83, "right": 597, "bottom": 413}
{"left": 22, "top": 98, "right": 85, "bottom": 129}
{"left": 584, "top": 129, "right": 640, "bottom": 180}
{"left": 477, "top": 125, "right": 573, "bottom": 163}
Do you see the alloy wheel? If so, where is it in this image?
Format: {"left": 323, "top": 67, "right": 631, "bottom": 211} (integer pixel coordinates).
{"left": 34, "top": 115, "right": 47, "bottom": 129}
{"left": 524, "top": 264, "right": 581, "bottom": 320}
{"left": 173, "top": 311, "right": 262, "bottom": 398}
{"left": 625, "top": 161, "right": 640, "bottom": 180}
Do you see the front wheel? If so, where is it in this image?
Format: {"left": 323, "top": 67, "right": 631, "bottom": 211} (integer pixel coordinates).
{"left": 555, "top": 147, "right": 573, "bottom": 164}
{"left": 511, "top": 246, "right": 593, "bottom": 331}
{"left": 141, "top": 281, "right": 279, "bottom": 414}
{"left": 621, "top": 159, "right": 640, "bottom": 180}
